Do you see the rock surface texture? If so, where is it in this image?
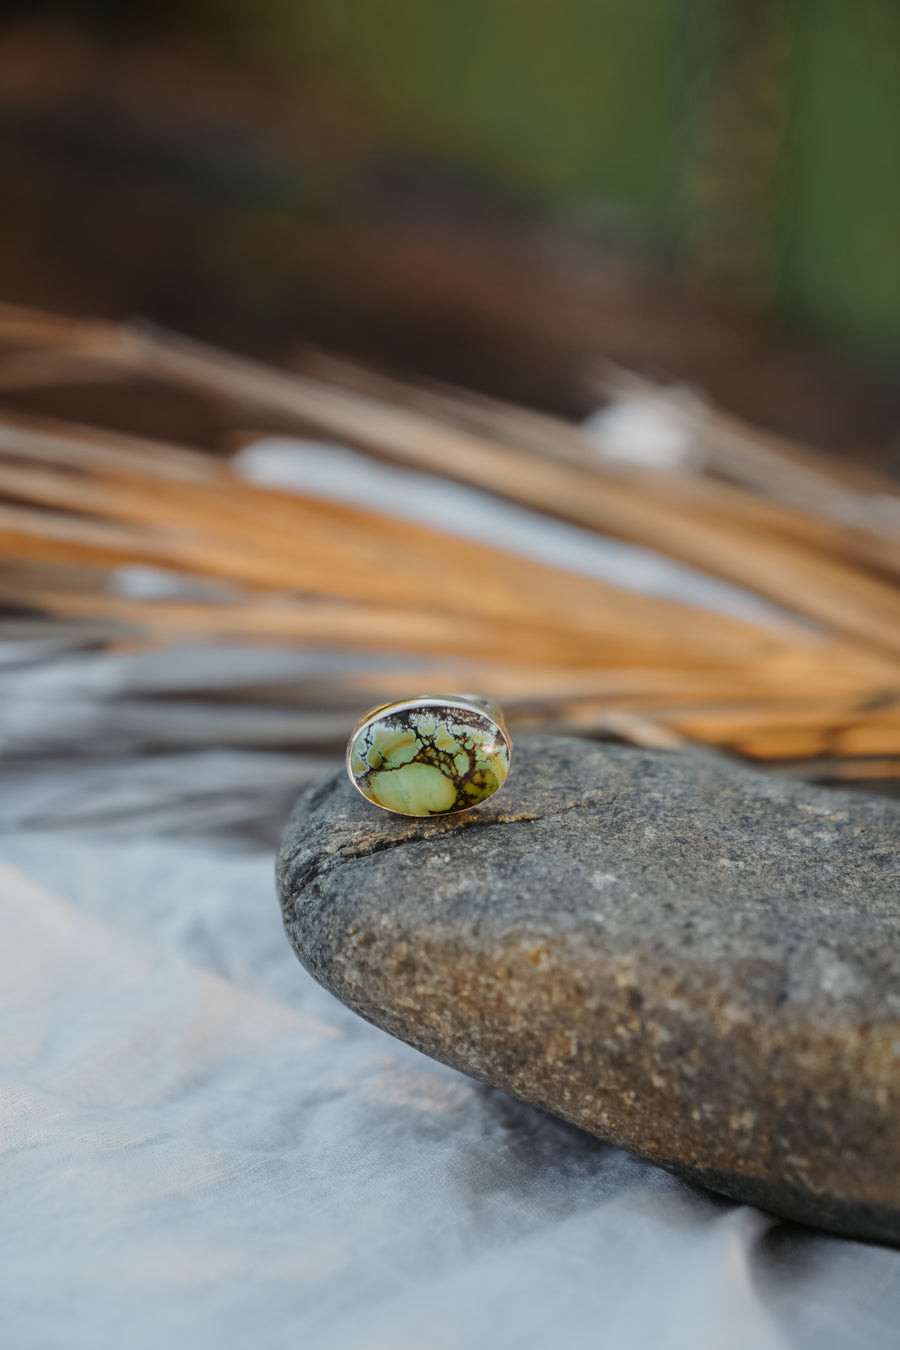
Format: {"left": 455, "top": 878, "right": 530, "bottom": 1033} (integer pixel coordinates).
{"left": 277, "top": 737, "right": 900, "bottom": 1243}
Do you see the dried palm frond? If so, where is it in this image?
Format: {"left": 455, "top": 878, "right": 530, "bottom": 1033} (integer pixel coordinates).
{"left": 0, "top": 303, "right": 897, "bottom": 783}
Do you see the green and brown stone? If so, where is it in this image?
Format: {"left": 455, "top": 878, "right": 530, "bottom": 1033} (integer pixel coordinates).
{"left": 348, "top": 700, "right": 510, "bottom": 816}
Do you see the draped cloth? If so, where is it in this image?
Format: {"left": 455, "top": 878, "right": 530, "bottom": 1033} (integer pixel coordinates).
{"left": 2, "top": 812, "right": 899, "bottom": 1350}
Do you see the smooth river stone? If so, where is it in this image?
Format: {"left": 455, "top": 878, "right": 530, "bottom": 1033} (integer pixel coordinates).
{"left": 277, "top": 736, "right": 900, "bottom": 1244}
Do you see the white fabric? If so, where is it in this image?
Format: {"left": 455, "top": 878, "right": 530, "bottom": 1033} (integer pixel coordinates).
{"left": 581, "top": 388, "right": 708, "bottom": 472}
{"left": 3, "top": 812, "right": 900, "bottom": 1349}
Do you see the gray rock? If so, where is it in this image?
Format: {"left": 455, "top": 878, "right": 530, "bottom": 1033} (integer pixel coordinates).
{"left": 277, "top": 737, "right": 900, "bottom": 1244}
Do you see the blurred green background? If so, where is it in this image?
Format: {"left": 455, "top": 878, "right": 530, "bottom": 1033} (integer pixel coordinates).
{"left": 2, "top": 0, "right": 898, "bottom": 456}
{"left": 43, "top": 0, "right": 898, "bottom": 368}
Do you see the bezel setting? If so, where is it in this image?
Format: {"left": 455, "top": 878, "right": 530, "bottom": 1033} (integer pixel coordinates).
{"left": 346, "top": 695, "right": 511, "bottom": 817}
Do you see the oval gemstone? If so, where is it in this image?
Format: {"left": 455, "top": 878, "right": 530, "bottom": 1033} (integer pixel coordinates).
{"left": 348, "top": 700, "right": 511, "bottom": 816}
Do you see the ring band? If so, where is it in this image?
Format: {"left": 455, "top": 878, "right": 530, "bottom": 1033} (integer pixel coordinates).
{"left": 346, "top": 694, "right": 512, "bottom": 817}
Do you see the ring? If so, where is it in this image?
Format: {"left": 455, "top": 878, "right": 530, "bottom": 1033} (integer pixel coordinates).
{"left": 346, "top": 695, "right": 512, "bottom": 817}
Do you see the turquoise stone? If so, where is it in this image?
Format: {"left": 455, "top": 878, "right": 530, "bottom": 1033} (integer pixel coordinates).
{"left": 347, "top": 699, "right": 511, "bottom": 816}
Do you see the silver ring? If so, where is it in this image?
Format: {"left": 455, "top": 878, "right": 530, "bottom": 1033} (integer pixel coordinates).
{"left": 346, "top": 694, "right": 512, "bottom": 817}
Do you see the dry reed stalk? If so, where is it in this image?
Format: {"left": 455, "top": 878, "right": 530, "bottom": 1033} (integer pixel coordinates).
{"left": 0, "top": 303, "right": 897, "bottom": 778}
{"left": 4, "top": 594, "right": 890, "bottom": 759}
{"left": 0, "top": 411, "right": 215, "bottom": 482}
{"left": 597, "top": 363, "right": 900, "bottom": 507}
{"left": 0, "top": 569, "right": 616, "bottom": 665}
{"left": 0, "top": 467, "right": 782, "bottom": 668}
{"left": 775, "top": 758, "right": 900, "bottom": 782}
{"left": 0, "top": 416, "right": 803, "bottom": 662}
{"left": 297, "top": 351, "right": 898, "bottom": 559}
{"left": 0, "top": 548, "right": 892, "bottom": 709}
{"left": 1, "top": 312, "right": 897, "bottom": 655}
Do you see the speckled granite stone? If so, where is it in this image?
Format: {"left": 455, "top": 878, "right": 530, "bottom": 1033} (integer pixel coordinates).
{"left": 277, "top": 737, "right": 900, "bottom": 1244}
